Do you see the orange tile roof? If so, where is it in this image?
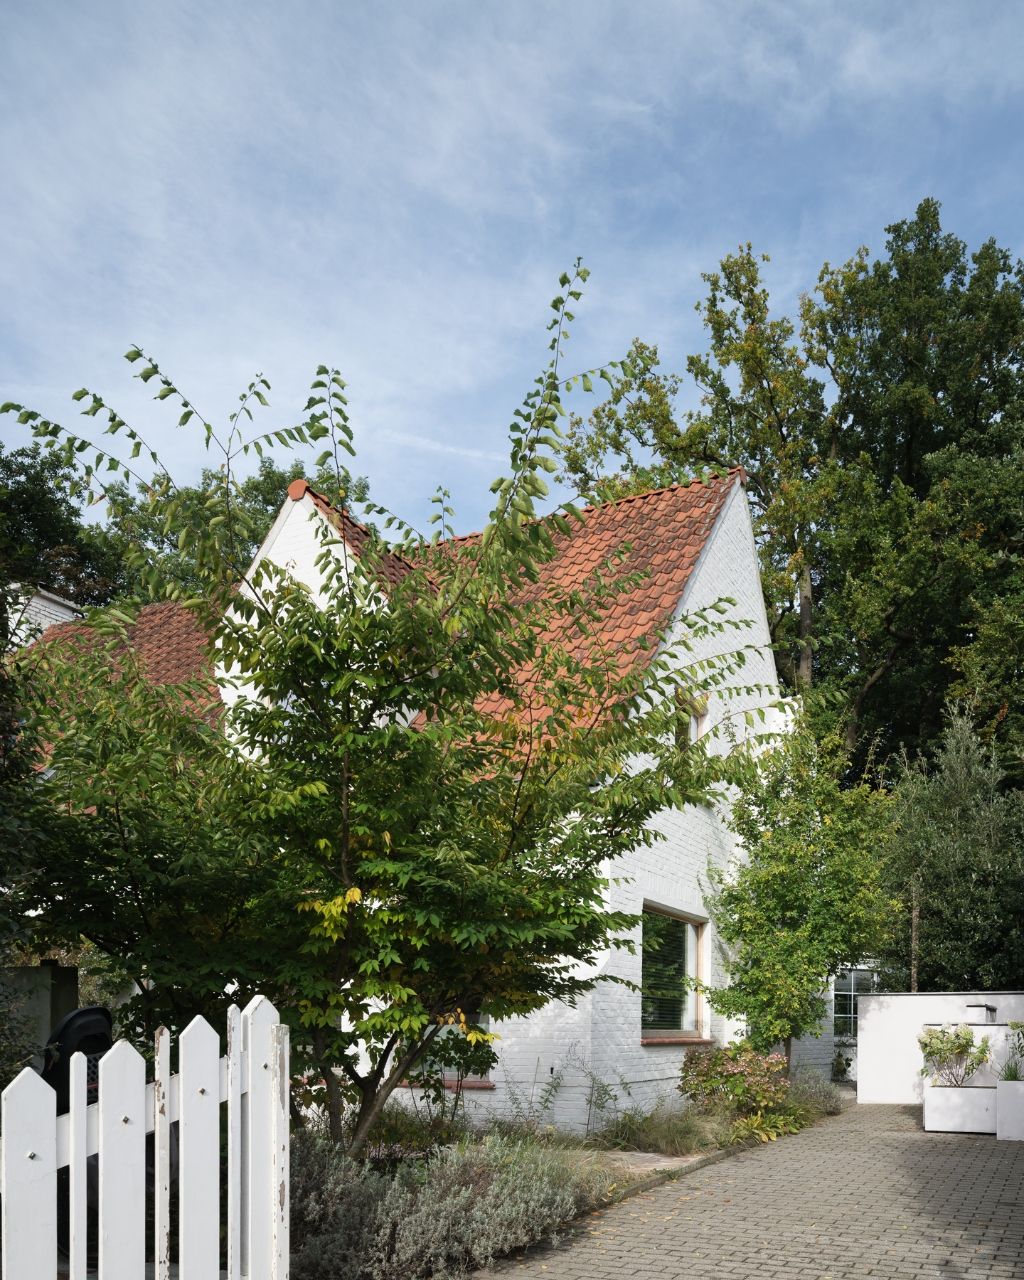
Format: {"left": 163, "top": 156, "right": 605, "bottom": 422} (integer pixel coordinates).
{"left": 36, "top": 472, "right": 743, "bottom": 719}
{"left": 34, "top": 599, "right": 220, "bottom": 724}
{"left": 445, "top": 471, "right": 742, "bottom": 727}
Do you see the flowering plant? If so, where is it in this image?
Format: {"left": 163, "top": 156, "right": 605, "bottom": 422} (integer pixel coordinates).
{"left": 679, "top": 1041, "right": 789, "bottom": 1115}
{"left": 918, "top": 1024, "right": 990, "bottom": 1087}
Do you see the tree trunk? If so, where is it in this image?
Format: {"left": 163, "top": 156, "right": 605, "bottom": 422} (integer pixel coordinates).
{"left": 844, "top": 650, "right": 897, "bottom": 755}
{"left": 797, "top": 564, "right": 814, "bottom": 688}
{"left": 323, "top": 1062, "right": 345, "bottom": 1144}
{"left": 345, "top": 1029, "right": 441, "bottom": 1159}
{"left": 783, "top": 1035, "right": 793, "bottom": 1073}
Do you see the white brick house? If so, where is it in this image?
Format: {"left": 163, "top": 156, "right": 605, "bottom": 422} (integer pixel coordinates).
{"left": 244, "top": 473, "right": 824, "bottom": 1131}
{"left": 40, "top": 471, "right": 832, "bottom": 1130}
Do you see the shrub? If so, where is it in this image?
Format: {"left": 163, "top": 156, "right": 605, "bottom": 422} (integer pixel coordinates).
{"left": 788, "top": 1067, "right": 844, "bottom": 1117}
{"left": 729, "top": 1108, "right": 806, "bottom": 1144}
{"left": 290, "top": 1129, "right": 620, "bottom": 1280}
{"left": 594, "top": 1099, "right": 733, "bottom": 1157}
{"left": 679, "top": 1041, "right": 789, "bottom": 1115}
{"left": 918, "top": 1024, "right": 991, "bottom": 1087}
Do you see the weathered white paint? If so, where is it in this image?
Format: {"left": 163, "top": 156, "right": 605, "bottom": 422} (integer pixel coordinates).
{"left": 857, "top": 991, "right": 1024, "bottom": 1104}
{"left": 98, "top": 1041, "right": 147, "bottom": 1280}
{"left": 270, "top": 1023, "right": 291, "bottom": 1279}
{"left": 243, "top": 996, "right": 279, "bottom": 1280}
{"left": 179, "top": 1016, "right": 220, "bottom": 1279}
{"left": 0, "top": 1002, "right": 288, "bottom": 1280}
{"left": 226, "top": 1004, "right": 242, "bottom": 1280}
{"left": 68, "top": 1051, "right": 88, "bottom": 1280}
{"left": 154, "top": 1026, "right": 172, "bottom": 1280}
{"left": 1, "top": 1068, "right": 57, "bottom": 1279}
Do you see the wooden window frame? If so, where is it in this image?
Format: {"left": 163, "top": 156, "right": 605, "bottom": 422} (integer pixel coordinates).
{"left": 640, "top": 904, "right": 706, "bottom": 1043}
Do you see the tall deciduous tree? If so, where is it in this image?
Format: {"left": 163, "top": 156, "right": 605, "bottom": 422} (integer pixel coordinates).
{"left": 704, "top": 727, "right": 893, "bottom": 1060}
{"left": 559, "top": 199, "right": 1024, "bottom": 771}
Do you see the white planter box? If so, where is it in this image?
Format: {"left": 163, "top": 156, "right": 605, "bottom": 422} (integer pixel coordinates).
{"left": 996, "top": 1080, "right": 1024, "bottom": 1141}
{"left": 923, "top": 1082, "right": 996, "bottom": 1133}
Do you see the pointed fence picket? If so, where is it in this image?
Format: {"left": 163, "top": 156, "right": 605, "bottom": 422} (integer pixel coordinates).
{"left": 0, "top": 997, "right": 289, "bottom": 1280}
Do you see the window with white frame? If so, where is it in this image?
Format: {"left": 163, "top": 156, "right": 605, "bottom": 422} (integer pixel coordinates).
{"left": 833, "top": 967, "right": 876, "bottom": 1041}
{"left": 675, "top": 691, "right": 709, "bottom": 749}
{"left": 641, "top": 907, "right": 703, "bottom": 1038}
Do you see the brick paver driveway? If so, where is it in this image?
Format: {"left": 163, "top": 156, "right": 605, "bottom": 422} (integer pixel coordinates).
{"left": 486, "top": 1104, "right": 1024, "bottom": 1279}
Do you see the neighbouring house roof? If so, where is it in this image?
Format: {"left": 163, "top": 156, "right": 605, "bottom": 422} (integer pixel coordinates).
{"left": 35, "top": 471, "right": 744, "bottom": 709}
{"left": 34, "top": 598, "right": 217, "bottom": 704}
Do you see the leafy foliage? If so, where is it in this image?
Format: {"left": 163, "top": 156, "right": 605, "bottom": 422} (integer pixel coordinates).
{"left": 6, "top": 262, "right": 771, "bottom": 1154}
{"left": 918, "top": 1024, "right": 991, "bottom": 1087}
{"left": 787, "top": 1066, "right": 844, "bottom": 1116}
{"left": 100, "top": 456, "right": 369, "bottom": 600}
{"left": 878, "top": 710, "right": 1024, "bottom": 991}
{"left": 290, "top": 1128, "right": 624, "bottom": 1280}
{"left": 678, "top": 1041, "right": 789, "bottom": 1115}
{"left": 704, "top": 726, "right": 893, "bottom": 1053}
{"left": 559, "top": 199, "right": 1024, "bottom": 773}
{"left": 15, "top": 625, "right": 285, "bottom": 1042}
{"left": 592, "top": 1098, "right": 732, "bottom": 1156}
{"left": 0, "top": 443, "right": 125, "bottom": 644}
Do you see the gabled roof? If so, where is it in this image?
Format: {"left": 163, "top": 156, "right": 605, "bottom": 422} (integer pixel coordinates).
{"left": 286, "top": 478, "right": 420, "bottom": 589}
{"left": 36, "top": 471, "right": 743, "bottom": 704}
{"left": 449, "top": 471, "right": 742, "bottom": 726}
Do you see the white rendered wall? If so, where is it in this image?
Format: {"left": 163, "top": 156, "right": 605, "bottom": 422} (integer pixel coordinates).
{"left": 857, "top": 992, "right": 1024, "bottom": 1104}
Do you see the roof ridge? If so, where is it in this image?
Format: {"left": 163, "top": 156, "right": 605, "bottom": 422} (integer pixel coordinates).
{"left": 444, "top": 467, "right": 744, "bottom": 545}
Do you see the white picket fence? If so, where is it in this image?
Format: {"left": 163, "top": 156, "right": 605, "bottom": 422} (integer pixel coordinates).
{"left": 0, "top": 995, "right": 289, "bottom": 1280}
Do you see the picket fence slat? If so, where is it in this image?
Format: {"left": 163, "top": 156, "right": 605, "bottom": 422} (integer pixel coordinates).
{"left": 244, "top": 996, "right": 279, "bottom": 1280}
{"left": 226, "top": 1003, "right": 242, "bottom": 1280}
{"left": 98, "top": 1041, "right": 146, "bottom": 1280}
{"left": 1, "top": 1000, "right": 286, "bottom": 1280}
{"left": 68, "top": 1051, "right": 88, "bottom": 1280}
{"left": 270, "top": 1022, "right": 290, "bottom": 1280}
{"left": 179, "top": 1016, "right": 220, "bottom": 1280}
{"left": 1, "top": 1068, "right": 57, "bottom": 1280}
{"left": 154, "top": 1026, "right": 172, "bottom": 1280}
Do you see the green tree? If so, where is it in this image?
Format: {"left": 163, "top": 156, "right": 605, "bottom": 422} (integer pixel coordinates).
{"left": 559, "top": 200, "right": 1024, "bottom": 770}
{"left": 0, "top": 443, "right": 125, "bottom": 643}
{"left": 878, "top": 709, "right": 1024, "bottom": 992}
{"left": 101, "top": 457, "right": 370, "bottom": 600}
{"left": 704, "top": 725, "right": 893, "bottom": 1060}
{"left": 7, "top": 264, "right": 769, "bottom": 1153}
{"left": 15, "top": 623, "right": 287, "bottom": 1043}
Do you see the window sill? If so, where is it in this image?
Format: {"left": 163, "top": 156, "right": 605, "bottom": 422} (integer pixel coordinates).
{"left": 640, "top": 1036, "right": 713, "bottom": 1047}
{"left": 442, "top": 1078, "right": 495, "bottom": 1091}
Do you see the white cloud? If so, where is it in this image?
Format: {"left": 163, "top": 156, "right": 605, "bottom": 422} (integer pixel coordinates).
{"left": 2, "top": 1, "right": 1023, "bottom": 531}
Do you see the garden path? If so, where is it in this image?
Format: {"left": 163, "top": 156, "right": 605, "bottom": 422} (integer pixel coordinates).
{"left": 482, "top": 1103, "right": 1024, "bottom": 1279}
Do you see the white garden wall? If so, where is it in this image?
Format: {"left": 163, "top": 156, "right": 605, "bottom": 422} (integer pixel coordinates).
{"left": 857, "top": 991, "right": 1024, "bottom": 1104}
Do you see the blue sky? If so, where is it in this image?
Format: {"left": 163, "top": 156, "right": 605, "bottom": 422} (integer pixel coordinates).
{"left": 2, "top": 2, "right": 1022, "bottom": 533}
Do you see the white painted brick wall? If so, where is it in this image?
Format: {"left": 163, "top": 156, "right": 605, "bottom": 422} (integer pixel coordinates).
{"left": 464, "top": 483, "right": 805, "bottom": 1132}
{"left": 246, "top": 484, "right": 827, "bottom": 1128}
{"left": 9, "top": 589, "right": 81, "bottom": 648}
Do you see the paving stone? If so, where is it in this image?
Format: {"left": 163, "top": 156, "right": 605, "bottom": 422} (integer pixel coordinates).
{"left": 480, "top": 1104, "right": 1024, "bottom": 1279}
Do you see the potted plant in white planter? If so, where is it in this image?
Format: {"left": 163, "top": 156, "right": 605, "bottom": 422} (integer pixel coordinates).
{"left": 918, "top": 1024, "right": 994, "bottom": 1133}
{"left": 996, "top": 1021, "right": 1024, "bottom": 1142}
